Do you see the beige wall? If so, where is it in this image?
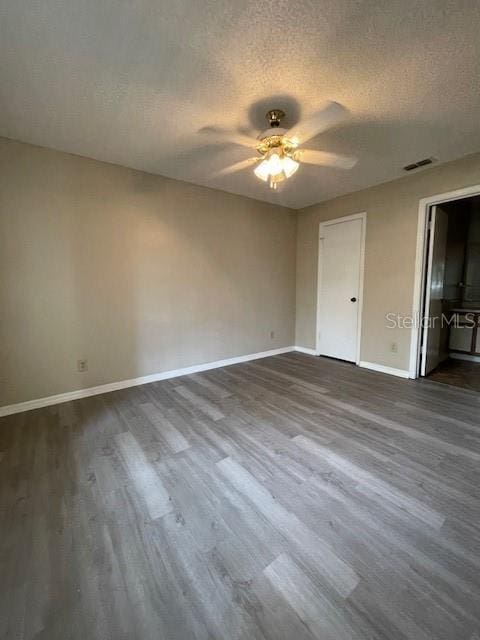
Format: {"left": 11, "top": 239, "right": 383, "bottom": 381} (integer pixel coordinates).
{"left": 0, "top": 138, "right": 296, "bottom": 406}
{"left": 3, "top": 135, "right": 480, "bottom": 407}
{"left": 296, "top": 153, "right": 480, "bottom": 372}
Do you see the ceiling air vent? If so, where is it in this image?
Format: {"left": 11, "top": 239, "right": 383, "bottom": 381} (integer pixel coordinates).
{"left": 403, "top": 157, "right": 435, "bottom": 172}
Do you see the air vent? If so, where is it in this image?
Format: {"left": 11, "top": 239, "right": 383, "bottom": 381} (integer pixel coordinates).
{"left": 403, "top": 157, "right": 435, "bottom": 172}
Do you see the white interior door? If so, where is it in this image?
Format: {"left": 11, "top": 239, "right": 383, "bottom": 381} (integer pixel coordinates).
{"left": 317, "top": 216, "right": 364, "bottom": 362}
{"left": 421, "top": 205, "right": 449, "bottom": 376}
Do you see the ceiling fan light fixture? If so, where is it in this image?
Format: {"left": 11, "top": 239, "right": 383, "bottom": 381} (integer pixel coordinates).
{"left": 254, "top": 160, "right": 270, "bottom": 182}
{"left": 282, "top": 155, "right": 299, "bottom": 178}
{"left": 267, "top": 152, "right": 283, "bottom": 176}
{"left": 253, "top": 149, "right": 300, "bottom": 188}
{"left": 209, "top": 102, "right": 357, "bottom": 190}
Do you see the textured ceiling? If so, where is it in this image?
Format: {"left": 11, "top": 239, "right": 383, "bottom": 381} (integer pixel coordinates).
{"left": 1, "top": 0, "right": 480, "bottom": 209}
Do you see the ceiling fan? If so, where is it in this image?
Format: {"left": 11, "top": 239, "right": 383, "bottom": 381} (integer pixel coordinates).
{"left": 210, "top": 102, "right": 357, "bottom": 190}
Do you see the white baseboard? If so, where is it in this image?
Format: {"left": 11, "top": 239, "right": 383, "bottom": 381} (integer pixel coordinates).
{"left": 294, "top": 346, "right": 318, "bottom": 356}
{"left": 0, "top": 346, "right": 295, "bottom": 417}
{"left": 359, "top": 361, "right": 410, "bottom": 379}
{"left": 450, "top": 353, "right": 480, "bottom": 363}
{"left": 1, "top": 348, "right": 415, "bottom": 418}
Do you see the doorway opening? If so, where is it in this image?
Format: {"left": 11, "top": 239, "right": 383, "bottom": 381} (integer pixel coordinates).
{"left": 415, "top": 191, "right": 480, "bottom": 391}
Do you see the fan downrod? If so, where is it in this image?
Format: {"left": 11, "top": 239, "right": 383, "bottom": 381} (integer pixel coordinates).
{"left": 266, "top": 109, "right": 285, "bottom": 128}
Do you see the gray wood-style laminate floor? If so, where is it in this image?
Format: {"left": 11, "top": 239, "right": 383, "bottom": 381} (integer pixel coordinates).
{"left": 1, "top": 353, "right": 480, "bottom": 640}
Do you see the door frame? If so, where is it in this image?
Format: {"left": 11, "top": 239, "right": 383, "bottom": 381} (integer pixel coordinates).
{"left": 420, "top": 205, "right": 450, "bottom": 376}
{"left": 409, "top": 183, "right": 480, "bottom": 378}
{"left": 316, "top": 212, "right": 366, "bottom": 364}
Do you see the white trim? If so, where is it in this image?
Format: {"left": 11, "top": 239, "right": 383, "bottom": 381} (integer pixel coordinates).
{"left": 0, "top": 346, "right": 295, "bottom": 417}
{"left": 410, "top": 183, "right": 480, "bottom": 379}
{"left": 450, "top": 353, "right": 480, "bottom": 363}
{"left": 294, "top": 346, "right": 318, "bottom": 356}
{"left": 420, "top": 205, "right": 437, "bottom": 377}
{"left": 359, "top": 361, "right": 410, "bottom": 379}
{"left": 316, "top": 212, "right": 366, "bottom": 365}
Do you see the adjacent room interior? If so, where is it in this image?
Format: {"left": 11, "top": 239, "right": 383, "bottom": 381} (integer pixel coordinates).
{"left": 1, "top": 2, "right": 480, "bottom": 639}
{"left": 420, "top": 195, "right": 480, "bottom": 391}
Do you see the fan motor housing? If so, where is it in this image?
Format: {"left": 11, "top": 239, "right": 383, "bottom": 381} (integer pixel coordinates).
{"left": 255, "top": 108, "right": 298, "bottom": 158}
{"left": 256, "top": 130, "right": 297, "bottom": 156}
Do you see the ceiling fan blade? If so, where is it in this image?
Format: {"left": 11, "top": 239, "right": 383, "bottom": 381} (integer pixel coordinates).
{"left": 298, "top": 149, "right": 357, "bottom": 169}
{"left": 198, "top": 126, "right": 259, "bottom": 149}
{"left": 214, "top": 157, "right": 260, "bottom": 177}
{"left": 286, "top": 102, "right": 348, "bottom": 144}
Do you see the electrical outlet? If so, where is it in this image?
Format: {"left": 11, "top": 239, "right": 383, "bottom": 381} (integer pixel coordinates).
{"left": 270, "top": 330, "right": 275, "bottom": 339}
{"left": 390, "top": 342, "right": 398, "bottom": 354}
{"left": 77, "top": 359, "right": 88, "bottom": 372}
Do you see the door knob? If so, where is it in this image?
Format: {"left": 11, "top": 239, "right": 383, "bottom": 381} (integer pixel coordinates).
{"left": 350, "top": 297, "right": 357, "bottom": 302}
